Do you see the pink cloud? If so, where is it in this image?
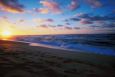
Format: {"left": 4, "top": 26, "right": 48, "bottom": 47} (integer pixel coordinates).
{"left": 68, "top": 0, "right": 79, "bottom": 11}
{"left": 86, "top": 0, "right": 103, "bottom": 8}
{"left": 40, "top": 0, "right": 62, "bottom": 14}
{"left": 75, "top": 13, "right": 87, "bottom": 17}
{"left": 34, "top": 8, "right": 49, "bottom": 14}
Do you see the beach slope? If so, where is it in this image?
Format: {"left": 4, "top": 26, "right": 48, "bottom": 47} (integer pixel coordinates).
{"left": 0, "top": 40, "right": 115, "bottom": 77}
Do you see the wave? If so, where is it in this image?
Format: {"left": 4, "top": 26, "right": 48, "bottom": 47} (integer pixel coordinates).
{"left": 13, "top": 34, "right": 115, "bottom": 56}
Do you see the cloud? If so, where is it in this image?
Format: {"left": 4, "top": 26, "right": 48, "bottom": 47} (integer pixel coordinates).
{"left": 34, "top": 8, "right": 49, "bottom": 14}
{"left": 33, "top": 18, "right": 54, "bottom": 25}
{"left": 75, "top": 13, "right": 89, "bottom": 18}
{"left": 90, "top": 16, "right": 115, "bottom": 21}
{"left": 0, "top": 0, "right": 24, "bottom": 13}
{"left": 80, "top": 18, "right": 93, "bottom": 24}
{"left": 33, "top": 18, "right": 45, "bottom": 24}
{"left": 95, "top": 20, "right": 105, "bottom": 23}
{"left": 65, "top": 23, "right": 71, "bottom": 25}
{"left": 48, "top": 25, "right": 56, "bottom": 28}
{"left": 74, "top": 27, "right": 80, "bottom": 29}
{"left": 65, "top": 26, "right": 73, "bottom": 30}
{"left": 19, "top": 19, "right": 24, "bottom": 23}
{"left": 70, "top": 18, "right": 80, "bottom": 21}
{"left": 40, "top": 0, "right": 62, "bottom": 14}
{"left": 69, "top": 13, "right": 89, "bottom": 21}
{"left": 86, "top": 0, "right": 103, "bottom": 8}
{"left": 90, "top": 25, "right": 100, "bottom": 28}
{"left": 101, "top": 23, "right": 115, "bottom": 28}
{"left": 89, "top": 22, "right": 115, "bottom": 29}
{"left": 46, "top": 19, "right": 54, "bottom": 22}
{"left": 57, "top": 24, "right": 64, "bottom": 27}
{"left": 68, "top": 0, "right": 79, "bottom": 11}
{"left": 2, "top": 16, "right": 8, "bottom": 19}
{"left": 40, "top": 24, "right": 48, "bottom": 28}
{"left": 71, "top": 13, "right": 115, "bottom": 22}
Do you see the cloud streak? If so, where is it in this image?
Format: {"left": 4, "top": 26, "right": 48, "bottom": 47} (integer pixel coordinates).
{"left": 0, "top": 0, "right": 24, "bottom": 13}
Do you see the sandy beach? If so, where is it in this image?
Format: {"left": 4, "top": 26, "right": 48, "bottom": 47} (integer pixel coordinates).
{"left": 0, "top": 40, "right": 115, "bottom": 77}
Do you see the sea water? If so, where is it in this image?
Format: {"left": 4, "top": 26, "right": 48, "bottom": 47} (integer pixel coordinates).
{"left": 14, "top": 34, "right": 115, "bottom": 56}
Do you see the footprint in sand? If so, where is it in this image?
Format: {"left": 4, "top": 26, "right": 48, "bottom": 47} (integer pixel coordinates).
{"left": 4, "top": 69, "right": 34, "bottom": 77}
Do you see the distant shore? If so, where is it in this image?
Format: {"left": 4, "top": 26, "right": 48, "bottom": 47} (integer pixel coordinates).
{"left": 0, "top": 40, "right": 115, "bottom": 77}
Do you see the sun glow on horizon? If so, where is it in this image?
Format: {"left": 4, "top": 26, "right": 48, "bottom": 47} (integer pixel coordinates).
{"left": 0, "top": 30, "right": 12, "bottom": 40}
{"left": 1, "top": 30, "right": 12, "bottom": 36}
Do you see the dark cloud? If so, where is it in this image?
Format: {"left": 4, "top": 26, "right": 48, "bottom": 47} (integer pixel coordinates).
{"left": 69, "top": 13, "right": 89, "bottom": 21}
{"left": 46, "top": 19, "right": 54, "bottom": 22}
{"left": 65, "top": 23, "right": 71, "bottom": 25}
{"left": 80, "top": 19, "right": 93, "bottom": 24}
{"left": 70, "top": 18, "right": 80, "bottom": 21}
{"left": 90, "top": 23, "right": 115, "bottom": 29}
{"left": 65, "top": 26, "right": 73, "bottom": 30}
{"left": 88, "top": 16, "right": 115, "bottom": 21}
{"left": 90, "top": 25, "right": 100, "bottom": 28}
{"left": 0, "top": 0, "right": 24, "bottom": 13}
{"left": 70, "top": 13, "right": 115, "bottom": 22}
{"left": 95, "top": 20, "right": 105, "bottom": 24}
{"left": 40, "top": 24, "right": 48, "bottom": 28}
{"left": 75, "top": 13, "right": 89, "bottom": 18}
{"left": 57, "top": 24, "right": 64, "bottom": 27}
{"left": 101, "top": 23, "right": 115, "bottom": 28}
{"left": 74, "top": 27, "right": 80, "bottom": 29}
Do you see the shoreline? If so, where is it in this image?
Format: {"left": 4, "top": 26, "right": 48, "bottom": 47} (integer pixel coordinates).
{"left": 0, "top": 39, "right": 115, "bottom": 77}
{"left": 1, "top": 39, "right": 115, "bottom": 57}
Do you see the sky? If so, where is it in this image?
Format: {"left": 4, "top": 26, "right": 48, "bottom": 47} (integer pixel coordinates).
{"left": 0, "top": 0, "right": 115, "bottom": 35}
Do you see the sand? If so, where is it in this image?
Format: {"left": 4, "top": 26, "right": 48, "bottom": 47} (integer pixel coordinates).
{"left": 0, "top": 40, "right": 115, "bottom": 77}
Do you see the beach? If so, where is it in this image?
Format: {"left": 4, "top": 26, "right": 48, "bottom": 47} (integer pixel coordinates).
{"left": 0, "top": 40, "right": 115, "bottom": 77}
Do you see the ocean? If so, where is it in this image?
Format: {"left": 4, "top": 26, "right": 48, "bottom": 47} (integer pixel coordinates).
{"left": 14, "top": 34, "right": 115, "bottom": 56}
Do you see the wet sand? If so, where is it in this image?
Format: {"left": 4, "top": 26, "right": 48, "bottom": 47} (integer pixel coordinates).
{"left": 0, "top": 40, "right": 115, "bottom": 77}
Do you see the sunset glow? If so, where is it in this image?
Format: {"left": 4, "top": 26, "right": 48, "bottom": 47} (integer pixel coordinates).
{"left": 2, "top": 31, "right": 11, "bottom": 36}
{"left": 1, "top": 30, "right": 12, "bottom": 40}
{"left": 0, "top": 0, "right": 115, "bottom": 35}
